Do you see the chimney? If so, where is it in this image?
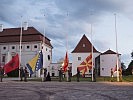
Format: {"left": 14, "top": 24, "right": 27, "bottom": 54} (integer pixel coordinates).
{"left": 23, "top": 22, "right": 28, "bottom": 30}
{"left": 0, "top": 24, "right": 3, "bottom": 32}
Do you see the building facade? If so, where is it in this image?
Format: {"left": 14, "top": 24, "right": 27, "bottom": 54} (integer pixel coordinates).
{"left": 71, "top": 34, "right": 100, "bottom": 76}
{"left": 72, "top": 34, "right": 121, "bottom": 76}
{"left": 0, "top": 26, "right": 53, "bottom": 77}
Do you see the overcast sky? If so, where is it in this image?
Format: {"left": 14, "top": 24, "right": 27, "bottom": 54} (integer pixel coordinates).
{"left": 0, "top": 0, "right": 133, "bottom": 67}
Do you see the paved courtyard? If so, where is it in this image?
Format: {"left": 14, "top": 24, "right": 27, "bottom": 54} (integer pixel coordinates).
{"left": 0, "top": 80, "right": 133, "bottom": 100}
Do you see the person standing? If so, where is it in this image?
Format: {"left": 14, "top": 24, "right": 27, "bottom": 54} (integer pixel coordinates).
{"left": 68, "top": 67, "right": 72, "bottom": 82}
{"left": 20, "top": 67, "right": 24, "bottom": 81}
{"left": 59, "top": 68, "right": 63, "bottom": 82}
{"left": 77, "top": 68, "right": 80, "bottom": 82}
{"left": 24, "top": 67, "right": 28, "bottom": 82}
{"left": 119, "top": 68, "right": 122, "bottom": 82}
{"left": 0, "top": 67, "right": 4, "bottom": 82}
{"left": 93, "top": 68, "right": 96, "bottom": 82}
{"left": 110, "top": 68, "right": 114, "bottom": 82}
{"left": 43, "top": 68, "right": 47, "bottom": 82}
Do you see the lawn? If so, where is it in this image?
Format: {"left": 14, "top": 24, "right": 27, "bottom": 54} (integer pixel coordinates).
{"left": 27, "top": 75, "right": 133, "bottom": 82}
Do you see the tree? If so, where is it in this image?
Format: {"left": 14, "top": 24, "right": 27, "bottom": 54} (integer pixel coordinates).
{"left": 131, "top": 51, "right": 133, "bottom": 59}
{"left": 121, "top": 62, "right": 126, "bottom": 71}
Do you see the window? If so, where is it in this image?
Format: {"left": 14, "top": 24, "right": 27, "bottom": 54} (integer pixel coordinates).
{"left": 78, "top": 57, "right": 81, "bottom": 61}
{"left": 42, "top": 46, "right": 43, "bottom": 49}
{"left": 46, "top": 48, "right": 47, "bottom": 51}
{"left": 34, "top": 45, "right": 37, "bottom": 48}
{"left": 48, "top": 55, "right": 50, "bottom": 60}
{"left": 83, "top": 44, "right": 85, "bottom": 47}
{"left": 2, "top": 56, "right": 5, "bottom": 62}
{"left": 102, "top": 68, "right": 104, "bottom": 71}
{"left": 12, "top": 46, "right": 15, "bottom": 49}
{"left": 3, "top": 47, "right": 6, "bottom": 50}
{"left": 27, "top": 46, "right": 30, "bottom": 49}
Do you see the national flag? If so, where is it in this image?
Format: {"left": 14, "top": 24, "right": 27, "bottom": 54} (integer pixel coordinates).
{"left": 77, "top": 53, "right": 92, "bottom": 76}
{"left": 62, "top": 52, "right": 69, "bottom": 72}
{"left": 35, "top": 51, "right": 43, "bottom": 71}
{"left": 3, "top": 54, "right": 19, "bottom": 74}
{"left": 26, "top": 51, "right": 43, "bottom": 75}
{"left": 26, "top": 53, "right": 39, "bottom": 75}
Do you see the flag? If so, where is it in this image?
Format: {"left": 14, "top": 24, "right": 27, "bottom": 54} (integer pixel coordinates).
{"left": 26, "top": 53, "right": 39, "bottom": 74}
{"left": 77, "top": 53, "right": 92, "bottom": 76}
{"left": 26, "top": 51, "right": 43, "bottom": 74}
{"left": 35, "top": 51, "right": 43, "bottom": 71}
{"left": 62, "top": 52, "right": 69, "bottom": 72}
{"left": 3, "top": 54, "right": 19, "bottom": 74}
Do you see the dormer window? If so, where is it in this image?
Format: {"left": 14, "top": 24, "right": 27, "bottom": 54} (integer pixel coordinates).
{"left": 83, "top": 44, "right": 85, "bottom": 47}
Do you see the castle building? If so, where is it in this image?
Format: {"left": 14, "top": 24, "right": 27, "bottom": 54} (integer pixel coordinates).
{"left": 0, "top": 26, "right": 53, "bottom": 77}
{"left": 71, "top": 34, "right": 121, "bottom": 76}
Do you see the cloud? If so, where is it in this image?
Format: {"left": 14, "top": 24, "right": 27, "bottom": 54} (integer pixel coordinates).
{"left": 0, "top": 0, "right": 132, "bottom": 63}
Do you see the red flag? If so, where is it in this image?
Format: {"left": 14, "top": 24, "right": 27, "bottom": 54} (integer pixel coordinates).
{"left": 78, "top": 53, "right": 92, "bottom": 76}
{"left": 62, "top": 52, "right": 69, "bottom": 72}
{"left": 3, "top": 54, "right": 19, "bottom": 74}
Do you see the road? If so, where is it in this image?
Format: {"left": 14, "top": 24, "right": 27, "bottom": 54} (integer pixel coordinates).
{"left": 0, "top": 81, "right": 133, "bottom": 100}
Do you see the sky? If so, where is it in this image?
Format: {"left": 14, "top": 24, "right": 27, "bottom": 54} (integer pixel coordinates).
{"left": 0, "top": 0, "right": 133, "bottom": 67}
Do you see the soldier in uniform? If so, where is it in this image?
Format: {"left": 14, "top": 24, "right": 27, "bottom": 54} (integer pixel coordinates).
{"left": 77, "top": 68, "right": 80, "bottom": 82}
{"left": 24, "top": 67, "right": 28, "bottom": 82}
{"left": 68, "top": 67, "right": 72, "bottom": 82}
{"left": 43, "top": 68, "right": 47, "bottom": 82}
{"left": 110, "top": 68, "right": 114, "bottom": 82}
{"left": 119, "top": 68, "right": 122, "bottom": 82}
{"left": 59, "top": 68, "right": 63, "bottom": 82}
{"left": 20, "top": 67, "right": 24, "bottom": 81}
{"left": 93, "top": 68, "right": 96, "bottom": 82}
{"left": 0, "top": 67, "right": 4, "bottom": 82}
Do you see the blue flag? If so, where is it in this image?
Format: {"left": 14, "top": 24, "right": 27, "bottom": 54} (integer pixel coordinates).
{"left": 35, "top": 50, "right": 43, "bottom": 71}
{"left": 26, "top": 50, "right": 43, "bottom": 75}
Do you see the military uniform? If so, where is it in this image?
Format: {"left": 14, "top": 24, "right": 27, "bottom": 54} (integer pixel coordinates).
{"left": 0, "top": 67, "right": 4, "bottom": 82}
{"left": 77, "top": 68, "right": 80, "bottom": 82}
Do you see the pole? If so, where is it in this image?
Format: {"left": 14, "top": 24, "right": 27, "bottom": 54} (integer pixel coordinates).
{"left": 91, "top": 24, "right": 94, "bottom": 82}
{"left": 19, "top": 16, "right": 23, "bottom": 78}
{"left": 114, "top": 13, "right": 119, "bottom": 82}
{"left": 66, "top": 12, "right": 69, "bottom": 82}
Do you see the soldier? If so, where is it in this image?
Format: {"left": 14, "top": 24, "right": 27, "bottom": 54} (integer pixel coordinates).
{"left": 0, "top": 67, "right": 4, "bottom": 82}
{"left": 68, "top": 67, "right": 72, "bottom": 82}
{"left": 77, "top": 68, "right": 80, "bottom": 82}
{"left": 110, "top": 68, "right": 114, "bottom": 82}
{"left": 24, "top": 67, "right": 28, "bottom": 82}
{"left": 20, "top": 67, "right": 24, "bottom": 81}
{"left": 119, "top": 68, "right": 122, "bottom": 82}
{"left": 46, "top": 72, "right": 51, "bottom": 81}
{"left": 43, "top": 68, "right": 47, "bottom": 82}
{"left": 59, "top": 68, "right": 63, "bottom": 82}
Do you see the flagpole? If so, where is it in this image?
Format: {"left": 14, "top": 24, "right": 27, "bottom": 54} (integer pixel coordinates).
{"left": 66, "top": 12, "right": 69, "bottom": 82}
{"left": 91, "top": 23, "right": 94, "bottom": 82}
{"left": 114, "top": 13, "right": 119, "bottom": 82}
{"left": 19, "top": 16, "right": 23, "bottom": 78}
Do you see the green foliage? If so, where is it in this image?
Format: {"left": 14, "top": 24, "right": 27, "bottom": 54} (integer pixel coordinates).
{"left": 131, "top": 51, "right": 133, "bottom": 59}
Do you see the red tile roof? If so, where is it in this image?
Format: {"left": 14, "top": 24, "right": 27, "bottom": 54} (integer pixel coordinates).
{"left": 0, "top": 27, "right": 52, "bottom": 48}
{"left": 101, "top": 49, "right": 117, "bottom": 55}
{"left": 72, "top": 34, "right": 99, "bottom": 53}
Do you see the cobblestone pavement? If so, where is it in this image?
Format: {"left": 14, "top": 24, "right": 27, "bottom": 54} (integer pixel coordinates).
{"left": 0, "top": 81, "right": 133, "bottom": 100}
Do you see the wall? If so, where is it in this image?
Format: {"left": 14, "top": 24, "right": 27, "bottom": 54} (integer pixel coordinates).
{"left": 72, "top": 52, "right": 100, "bottom": 76}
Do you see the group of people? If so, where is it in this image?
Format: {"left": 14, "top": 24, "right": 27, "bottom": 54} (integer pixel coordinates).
{"left": 58, "top": 67, "right": 72, "bottom": 82}
{"left": 20, "top": 67, "right": 28, "bottom": 82}
{"left": 110, "top": 68, "right": 122, "bottom": 82}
